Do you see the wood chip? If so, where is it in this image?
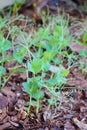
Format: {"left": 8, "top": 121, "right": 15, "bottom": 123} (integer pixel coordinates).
{"left": 0, "top": 122, "right": 11, "bottom": 130}
{"left": 73, "top": 118, "right": 87, "bottom": 130}
{"left": 1, "top": 87, "right": 15, "bottom": 98}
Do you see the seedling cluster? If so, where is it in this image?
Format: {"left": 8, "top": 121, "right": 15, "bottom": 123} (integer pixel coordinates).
{"left": 0, "top": 14, "right": 87, "bottom": 113}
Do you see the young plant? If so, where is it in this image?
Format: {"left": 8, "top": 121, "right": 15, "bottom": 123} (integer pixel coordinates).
{"left": 21, "top": 16, "right": 71, "bottom": 113}
{"left": 0, "top": 34, "right": 11, "bottom": 87}
{"left": 79, "top": 49, "right": 87, "bottom": 74}
{"left": 0, "top": 32, "right": 26, "bottom": 88}
{"left": 12, "top": 0, "right": 26, "bottom": 14}
{"left": 23, "top": 76, "right": 44, "bottom": 113}
{"left": 0, "top": 13, "right": 71, "bottom": 113}
{"left": 82, "top": 32, "right": 87, "bottom": 45}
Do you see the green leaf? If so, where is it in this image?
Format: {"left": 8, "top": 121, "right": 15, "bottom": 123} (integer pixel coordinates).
{"left": 83, "top": 33, "right": 87, "bottom": 44}
{"left": 42, "top": 51, "right": 56, "bottom": 62}
{"left": 23, "top": 79, "right": 38, "bottom": 97}
{"left": 0, "top": 18, "right": 6, "bottom": 29}
{"left": 79, "top": 50, "right": 87, "bottom": 57}
{"left": 53, "top": 73, "right": 67, "bottom": 86}
{"left": 0, "top": 39, "right": 11, "bottom": 52}
{"left": 42, "top": 62, "right": 50, "bottom": 72}
{"left": 23, "top": 77, "right": 44, "bottom": 100}
{"left": 48, "top": 99, "right": 56, "bottom": 106}
{"left": 39, "top": 91, "right": 44, "bottom": 99}
{"left": 13, "top": 47, "right": 27, "bottom": 64}
{"left": 0, "top": 34, "right": 3, "bottom": 41}
{"left": 57, "top": 76, "right": 67, "bottom": 85}
{"left": 53, "top": 25, "right": 61, "bottom": 38}
{"left": 32, "top": 59, "right": 42, "bottom": 74}
{"left": 60, "top": 69, "right": 69, "bottom": 77}
{"left": 29, "top": 100, "right": 37, "bottom": 106}
{"left": 22, "top": 82, "right": 30, "bottom": 95}
{"left": 38, "top": 28, "right": 44, "bottom": 39}
{"left": 23, "top": 81, "right": 38, "bottom": 98}
{"left": 11, "top": 67, "right": 25, "bottom": 73}
{"left": 27, "top": 61, "right": 34, "bottom": 73}
{"left": 0, "top": 66, "right": 6, "bottom": 76}
{"left": 47, "top": 78, "right": 56, "bottom": 86}
{"left": 38, "top": 26, "right": 50, "bottom": 40}
{"left": 49, "top": 37, "right": 59, "bottom": 45}
{"left": 0, "top": 56, "right": 14, "bottom": 63}
{"left": 3, "top": 40, "right": 11, "bottom": 50}
{"left": 52, "top": 57, "right": 61, "bottom": 65}
{"left": 34, "top": 41, "right": 46, "bottom": 48}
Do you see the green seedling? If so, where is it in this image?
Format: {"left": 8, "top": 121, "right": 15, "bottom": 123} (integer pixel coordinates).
{"left": 21, "top": 16, "right": 71, "bottom": 113}
{"left": 0, "top": 17, "right": 7, "bottom": 29}
{"left": 0, "top": 33, "right": 26, "bottom": 88}
{"left": 82, "top": 32, "right": 87, "bottom": 45}
{"left": 79, "top": 50, "right": 87, "bottom": 58}
{"left": 0, "top": 13, "right": 72, "bottom": 113}
{"left": 13, "top": 0, "right": 26, "bottom": 14}
{"left": 13, "top": 47, "right": 27, "bottom": 64}
{"left": 80, "top": 62, "right": 87, "bottom": 74}
{"left": 79, "top": 49, "right": 87, "bottom": 74}
{"left": 23, "top": 77, "right": 44, "bottom": 113}
{"left": 0, "top": 34, "right": 11, "bottom": 87}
